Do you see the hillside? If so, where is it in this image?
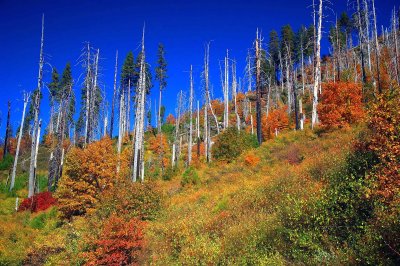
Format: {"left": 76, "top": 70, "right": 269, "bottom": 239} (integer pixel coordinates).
{"left": 1, "top": 118, "right": 398, "bottom": 265}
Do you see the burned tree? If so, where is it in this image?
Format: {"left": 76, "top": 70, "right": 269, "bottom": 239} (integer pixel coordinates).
{"left": 28, "top": 14, "right": 44, "bottom": 198}
{"left": 10, "top": 93, "right": 29, "bottom": 191}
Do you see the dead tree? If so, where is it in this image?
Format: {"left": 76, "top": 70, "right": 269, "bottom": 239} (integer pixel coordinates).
{"left": 172, "top": 90, "right": 183, "bottom": 168}
{"left": 255, "top": 29, "right": 262, "bottom": 145}
{"left": 393, "top": 8, "right": 400, "bottom": 84}
{"left": 10, "top": 93, "right": 29, "bottom": 191}
{"left": 3, "top": 101, "right": 11, "bottom": 157}
{"left": 372, "top": 0, "right": 381, "bottom": 93}
{"left": 90, "top": 49, "right": 100, "bottom": 142}
{"left": 223, "top": 49, "right": 229, "bottom": 129}
{"left": 356, "top": 0, "right": 367, "bottom": 83}
{"left": 33, "top": 120, "right": 42, "bottom": 194}
{"left": 48, "top": 84, "right": 72, "bottom": 191}
{"left": 204, "top": 43, "right": 211, "bottom": 162}
{"left": 196, "top": 100, "right": 200, "bottom": 158}
{"left": 188, "top": 65, "right": 194, "bottom": 166}
{"left": 132, "top": 27, "right": 147, "bottom": 182}
{"left": 364, "top": 0, "right": 372, "bottom": 72}
{"left": 84, "top": 43, "right": 91, "bottom": 145}
{"left": 109, "top": 50, "right": 118, "bottom": 137}
{"left": 232, "top": 60, "right": 240, "bottom": 131}
{"left": 312, "top": 0, "right": 322, "bottom": 129}
{"left": 28, "top": 14, "right": 44, "bottom": 198}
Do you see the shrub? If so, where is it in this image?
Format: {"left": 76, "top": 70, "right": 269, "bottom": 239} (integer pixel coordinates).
{"left": 18, "top": 191, "right": 57, "bottom": 213}
{"left": 318, "top": 82, "right": 364, "bottom": 129}
{"left": 56, "top": 137, "right": 117, "bottom": 220}
{"left": 261, "top": 106, "right": 290, "bottom": 140}
{"left": 181, "top": 167, "right": 200, "bottom": 186}
{"left": 244, "top": 152, "right": 260, "bottom": 166}
{"left": 96, "top": 179, "right": 162, "bottom": 221}
{"left": 0, "top": 154, "right": 14, "bottom": 171}
{"left": 366, "top": 88, "right": 400, "bottom": 201}
{"left": 212, "top": 127, "right": 258, "bottom": 162}
{"left": 84, "top": 215, "right": 145, "bottom": 266}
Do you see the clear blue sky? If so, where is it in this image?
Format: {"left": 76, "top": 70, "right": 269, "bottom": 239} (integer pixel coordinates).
{"left": 0, "top": 0, "right": 397, "bottom": 138}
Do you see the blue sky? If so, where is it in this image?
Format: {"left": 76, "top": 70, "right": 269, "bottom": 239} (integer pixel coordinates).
{"left": 0, "top": 0, "right": 397, "bottom": 138}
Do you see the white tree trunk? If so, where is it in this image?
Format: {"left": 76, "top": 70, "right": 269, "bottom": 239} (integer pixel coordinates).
{"left": 84, "top": 43, "right": 91, "bottom": 145}
{"left": 28, "top": 15, "right": 44, "bottom": 198}
{"left": 10, "top": 93, "right": 29, "bottom": 191}
{"left": 232, "top": 61, "right": 240, "bottom": 131}
{"left": 133, "top": 27, "right": 147, "bottom": 182}
{"left": 223, "top": 50, "right": 229, "bottom": 129}
{"left": 311, "top": 0, "right": 322, "bottom": 129}
{"left": 188, "top": 65, "right": 193, "bottom": 166}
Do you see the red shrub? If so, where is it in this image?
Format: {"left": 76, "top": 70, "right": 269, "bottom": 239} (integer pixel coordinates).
{"left": 18, "top": 192, "right": 57, "bottom": 213}
{"left": 85, "top": 215, "right": 145, "bottom": 266}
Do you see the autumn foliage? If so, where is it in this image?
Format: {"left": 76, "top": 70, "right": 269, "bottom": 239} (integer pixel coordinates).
{"left": 84, "top": 215, "right": 145, "bottom": 266}
{"left": 244, "top": 152, "right": 260, "bottom": 166}
{"left": 56, "top": 137, "right": 117, "bottom": 220}
{"left": 366, "top": 88, "right": 400, "bottom": 201}
{"left": 18, "top": 192, "right": 57, "bottom": 213}
{"left": 318, "top": 82, "right": 364, "bottom": 129}
{"left": 166, "top": 114, "right": 176, "bottom": 125}
{"left": 261, "top": 106, "right": 290, "bottom": 139}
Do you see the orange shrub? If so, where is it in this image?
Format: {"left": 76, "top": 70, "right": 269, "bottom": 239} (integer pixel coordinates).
{"left": 210, "top": 99, "right": 224, "bottom": 117}
{"left": 261, "top": 106, "right": 290, "bottom": 140}
{"left": 318, "top": 82, "right": 364, "bottom": 129}
{"left": 367, "top": 88, "right": 400, "bottom": 201}
{"left": 84, "top": 215, "right": 145, "bottom": 266}
{"left": 56, "top": 137, "right": 117, "bottom": 220}
{"left": 244, "top": 152, "right": 260, "bottom": 166}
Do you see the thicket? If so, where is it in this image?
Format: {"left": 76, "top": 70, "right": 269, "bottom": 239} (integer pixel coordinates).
{"left": 212, "top": 127, "right": 258, "bottom": 162}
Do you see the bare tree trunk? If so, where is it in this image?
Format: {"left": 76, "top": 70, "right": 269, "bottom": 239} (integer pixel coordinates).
{"left": 172, "top": 90, "right": 183, "bottom": 168}
{"left": 255, "top": 29, "right": 262, "bottom": 145}
{"left": 357, "top": 0, "right": 367, "bottom": 83}
{"left": 91, "top": 49, "right": 100, "bottom": 142}
{"left": 393, "top": 8, "right": 400, "bottom": 84}
{"left": 33, "top": 120, "right": 42, "bottom": 194}
{"left": 133, "top": 27, "right": 147, "bottom": 182}
{"left": 204, "top": 43, "right": 211, "bottom": 162}
{"left": 232, "top": 60, "right": 240, "bottom": 131}
{"left": 311, "top": 0, "right": 322, "bottom": 129}
{"left": 28, "top": 15, "right": 44, "bottom": 198}
{"left": 208, "top": 92, "right": 219, "bottom": 135}
{"left": 372, "top": 0, "right": 381, "bottom": 93}
{"left": 109, "top": 50, "right": 118, "bottom": 137}
{"left": 188, "top": 65, "right": 193, "bottom": 166}
{"left": 3, "top": 101, "right": 11, "bottom": 157}
{"left": 223, "top": 50, "right": 229, "bottom": 129}
{"left": 301, "top": 42, "right": 305, "bottom": 94}
{"left": 247, "top": 50, "right": 252, "bottom": 92}
{"left": 84, "top": 43, "right": 91, "bottom": 146}
{"left": 196, "top": 100, "right": 200, "bottom": 158}
{"left": 364, "top": 0, "right": 372, "bottom": 72}
{"left": 299, "top": 98, "right": 304, "bottom": 130}
{"left": 126, "top": 79, "right": 131, "bottom": 134}
{"left": 10, "top": 93, "right": 29, "bottom": 191}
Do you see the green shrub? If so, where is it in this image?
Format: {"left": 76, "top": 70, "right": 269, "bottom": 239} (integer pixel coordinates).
{"left": 30, "top": 213, "right": 47, "bottom": 229}
{"left": 0, "top": 154, "right": 14, "bottom": 171}
{"left": 162, "top": 166, "right": 176, "bottom": 181}
{"left": 212, "top": 128, "right": 258, "bottom": 162}
{"left": 181, "top": 167, "right": 200, "bottom": 186}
